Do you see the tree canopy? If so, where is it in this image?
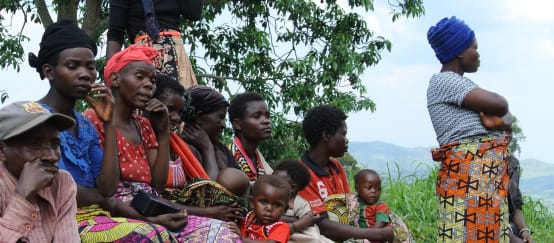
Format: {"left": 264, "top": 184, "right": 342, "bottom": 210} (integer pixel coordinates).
{"left": 0, "top": 0, "right": 425, "bottom": 162}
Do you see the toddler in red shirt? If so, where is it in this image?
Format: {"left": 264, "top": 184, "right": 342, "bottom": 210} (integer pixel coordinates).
{"left": 239, "top": 175, "right": 291, "bottom": 243}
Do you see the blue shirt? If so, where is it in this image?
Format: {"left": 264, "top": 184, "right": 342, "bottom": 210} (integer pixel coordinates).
{"left": 39, "top": 103, "right": 103, "bottom": 188}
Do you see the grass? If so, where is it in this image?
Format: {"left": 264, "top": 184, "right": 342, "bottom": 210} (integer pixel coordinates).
{"left": 355, "top": 163, "right": 554, "bottom": 242}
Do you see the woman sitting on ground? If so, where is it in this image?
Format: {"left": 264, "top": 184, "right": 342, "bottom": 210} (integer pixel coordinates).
{"left": 149, "top": 74, "right": 248, "bottom": 223}
{"left": 84, "top": 44, "right": 240, "bottom": 242}
{"left": 30, "top": 20, "right": 178, "bottom": 242}
{"left": 179, "top": 85, "right": 239, "bottom": 179}
{"left": 228, "top": 92, "right": 274, "bottom": 183}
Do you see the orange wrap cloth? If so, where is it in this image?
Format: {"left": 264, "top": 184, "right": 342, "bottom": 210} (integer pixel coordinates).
{"left": 104, "top": 45, "right": 158, "bottom": 86}
{"left": 169, "top": 132, "right": 209, "bottom": 180}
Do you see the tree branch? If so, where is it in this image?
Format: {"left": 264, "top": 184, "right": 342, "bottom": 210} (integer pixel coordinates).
{"left": 34, "top": 0, "right": 53, "bottom": 28}
{"left": 57, "top": 0, "right": 79, "bottom": 22}
{"left": 82, "top": 0, "right": 104, "bottom": 40}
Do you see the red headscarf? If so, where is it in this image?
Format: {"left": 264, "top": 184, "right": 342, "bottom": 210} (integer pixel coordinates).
{"left": 104, "top": 45, "right": 158, "bottom": 87}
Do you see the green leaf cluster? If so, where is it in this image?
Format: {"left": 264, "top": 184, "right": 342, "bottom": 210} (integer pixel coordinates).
{"left": 0, "top": 0, "right": 425, "bottom": 163}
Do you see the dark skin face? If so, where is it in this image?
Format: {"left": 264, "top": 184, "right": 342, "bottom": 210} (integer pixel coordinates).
{"left": 196, "top": 106, "right": 227, "bottom": 142}
{"left": 111, "top": 61, "right": 157, "bottom": 109}
{"left": 1, "top": 123, "right": 61, "bottom": 178}
{"left": 44, "top": 47, "right": 97, "bottom": 100}
{"left": 157, "top": 91, "right": 185, "bottom": 132}
{"left": 458, "top": 39, "right": 480, "bottom": 73}
{"left": 232, "top": 101, "right": 272, "bottom": 141}
{"left": 0, "top": 123, "right": 62, "bottom": 201}
{"left": 250, "top": 183, "right": 288, "bottom": 225}
{"left": 355, "top": 173, "right": 382, "bottom": 205}
{"left": 325, "top": 121, "right": 349, "bottom": 158}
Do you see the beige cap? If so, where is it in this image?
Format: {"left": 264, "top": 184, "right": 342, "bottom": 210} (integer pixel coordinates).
{"left": 0, "top": 101, "right": 75, "bottom": 140}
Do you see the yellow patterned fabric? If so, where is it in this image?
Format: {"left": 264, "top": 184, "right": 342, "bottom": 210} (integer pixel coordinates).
{"left": 324, "top": 193, "right": 359, "bottom": 226}
{"left": 77, "top": 205, "right": 177, "bottom": 243}
{"left": 164, "top": 179, "right": 248, "bottom": 210}
{"left": 432, "top": 137, "right": 510, "bottom": 242}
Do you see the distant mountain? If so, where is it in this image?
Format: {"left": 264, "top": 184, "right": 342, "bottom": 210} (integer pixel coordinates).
{"left": 348, "top": 141, "right": 554, "bottom": 208}
{"left": 348, "top": 141, "right": 435, "bottom": 177}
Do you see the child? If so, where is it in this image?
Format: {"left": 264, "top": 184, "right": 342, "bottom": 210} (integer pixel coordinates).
{"left": 354, "top": 170, "right": 390, "bottom": 230}
{"left": 240, "top": 175, "right": 291, "bottom": 243}
{"left": 274, "top": 160, "right": 334, "bottom": 243}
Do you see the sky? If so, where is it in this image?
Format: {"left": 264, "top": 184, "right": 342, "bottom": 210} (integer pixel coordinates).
{"left": 1, "top": 0, "right": 553, "bottom": 163}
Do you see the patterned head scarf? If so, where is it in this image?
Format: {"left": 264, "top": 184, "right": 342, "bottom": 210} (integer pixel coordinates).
{"left": 427, "top": 16, "right": 475, "bottom": 64}
{"left": 103, "top": 44, "right": 157, "bottom": 87}
{"left": 181, "top": 85, "right": 229, "bottom": 123}
{"left": 28, "top": 20, "right": 97, "bottom": 79}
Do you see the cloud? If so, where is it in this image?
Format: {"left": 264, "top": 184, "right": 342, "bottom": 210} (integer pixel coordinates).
{"left": 498, "top": 0, "right": 554, "bottom": 22}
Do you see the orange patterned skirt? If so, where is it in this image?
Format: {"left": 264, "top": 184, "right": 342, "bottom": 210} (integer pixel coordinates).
{"left": 135, "top": 30, "right": 198, "bottom": 88}
{"left": 432, "top": 136, "right": 511, "bottom": 242}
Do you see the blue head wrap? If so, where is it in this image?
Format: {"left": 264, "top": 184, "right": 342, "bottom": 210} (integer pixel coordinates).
{"left": 427, "top": 16, "right": 475, "bottom": 64}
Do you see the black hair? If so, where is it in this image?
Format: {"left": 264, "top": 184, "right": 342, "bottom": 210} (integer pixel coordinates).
{"left": 228, "top": 92, "right": 265, "bottom": 121}
{"left": 273, "top": 159, "right": 310, "bottom": 191}
{"left": 354, "top": 169, "right": 380, "bottom": 184}
{"left": 252, "top": 175, "right": 291, "bottom": 202}
{"left": 153, "top": 73, "right": 185, "bottom": 98}
{"left": 302, "top": 104, "right": 347, "bottom": 147}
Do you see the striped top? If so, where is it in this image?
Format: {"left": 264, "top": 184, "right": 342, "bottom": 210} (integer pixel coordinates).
{"left": 0, "top": 164, "right": 79, "bottom": 242}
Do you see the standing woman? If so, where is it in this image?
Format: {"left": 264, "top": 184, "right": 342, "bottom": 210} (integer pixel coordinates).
{"left": 106, "top": 0, "right": 202, "bottom": 88}
{"left": 427, "top": 16, "right": 512, "bottom": 242}
{"left": 228, "top": 92, "right": 273, "bottom": 183}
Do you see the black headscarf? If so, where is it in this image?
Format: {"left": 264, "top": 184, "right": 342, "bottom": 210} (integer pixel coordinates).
{"left": 28, "top": 20, "right": 97, "bottom": 79}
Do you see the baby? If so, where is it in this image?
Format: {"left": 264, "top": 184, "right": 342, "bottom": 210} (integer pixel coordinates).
{"left": 239, "top": 175, "right": 291, "bottom": 243}
{"left": 354, "top": 169, "right": 391, "bottom": 233}
{"left": 274, "top": 159, "right": 333, "bottom": 243}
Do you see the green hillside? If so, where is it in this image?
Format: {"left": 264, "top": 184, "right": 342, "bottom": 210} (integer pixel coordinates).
{"left": 377, "top": 166, "right": 554, "bottom": 241}
{"left": 348, "top": 141, "right": 554, "bottom": 210}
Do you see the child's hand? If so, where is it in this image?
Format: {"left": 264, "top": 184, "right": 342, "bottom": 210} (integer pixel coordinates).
{"left": 294, "top": 212, "right": 322, "bottom": 232}
{"left": 226, "top": 221, "right": 241, "bottom": 236}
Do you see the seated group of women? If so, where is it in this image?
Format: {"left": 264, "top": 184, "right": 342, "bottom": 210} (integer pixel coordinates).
{"left": 31, "top": 21, "right": 273, "bottom": 242}
{"left": 27, "top": 20, "right": 399, "bottom": 243}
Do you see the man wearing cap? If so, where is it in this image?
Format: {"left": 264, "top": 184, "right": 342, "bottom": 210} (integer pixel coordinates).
{"left": 0, "top": 101, "right": 79, "bottom": 242}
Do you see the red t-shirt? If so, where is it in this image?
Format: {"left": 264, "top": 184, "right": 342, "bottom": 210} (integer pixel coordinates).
{"left": 358, "top": 200, "right": 391, "bottom": 228}
{"left": 298, "top": 154, "right": 351, "bottom": 214}
{"left": 84, "top": 109, "right": 158, "bottom": 184}
{"left": 241, "top": 211, "right": 290, "bottom": 242}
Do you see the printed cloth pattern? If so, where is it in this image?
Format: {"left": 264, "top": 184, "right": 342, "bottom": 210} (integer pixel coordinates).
{"left": 432, "top": 136, "right": 510, "bottom": 242}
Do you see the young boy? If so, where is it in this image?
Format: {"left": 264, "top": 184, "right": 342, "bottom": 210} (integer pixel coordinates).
{"left": 241, "top": 175, "right": 291, "bottom": 243}
{"left": 354, "top": 170, "right": 391, "bottom": 230}
{"left": 274, "top": 160, "right": 333, "bottom": 243}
